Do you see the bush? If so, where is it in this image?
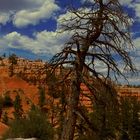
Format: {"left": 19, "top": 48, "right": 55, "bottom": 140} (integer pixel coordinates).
{"left": 2, "top": 111, "right": 9, "bottom": 125}
{"left": 3, "top": 94, "right": 13, "bottom": 107}
{"left": 38, "top": 86, "right": 46, "bottom": 108}
{"left": 13, "top": 94, "right": 23, "bottom": 119}
{"left": 0, "top": 92, "right": 13, "bottom": 108}
{"left": 2, "top": 108, "right": 54, "bottom": 140}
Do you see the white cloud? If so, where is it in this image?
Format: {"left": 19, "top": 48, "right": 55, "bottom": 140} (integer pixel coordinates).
{"left": 133, "top": 37, "right": 140, "bottom": 49}
{"left": 133, "top": 37, "right": 140, "bottom": 66}
{"left": 119, "top": 0, "right": 132, "bottom": 6}
{"left": 120, "top": 0, "right": 140, "bottom": 22}
{"left": 13, "top": 0, "right": 60, "bottom": 27}
{"left": 0, "top": 29, "right": 71, "bottom": 55}
{"left": 0, "top": 0, "right": 139, "bottom": 85}
{"left": 0, "top": 12, "right": 11, "bottom": 25}
{"left": 0, "top": 0, "right": 60, "bottom": 27}
{"left": 81, "top": 0, "right": 133, "bottom": 5}
{"left": 133, "top": 3, "right": 140, "bottom": 18}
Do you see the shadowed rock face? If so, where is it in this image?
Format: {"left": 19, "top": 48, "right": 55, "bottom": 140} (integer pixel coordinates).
{"left": 6, "top": 138, "right": 38, "bottom": 140}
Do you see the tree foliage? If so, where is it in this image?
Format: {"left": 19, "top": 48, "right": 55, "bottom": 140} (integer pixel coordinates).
{"left": 38, "top": 86, "right": 46, "bottom": 108}
{"left": 13, "top": 94, "right": 23, "bottom": 119}
{"left": 8, "top": 53, "right": 18, "bottom": 77}
{"left": 8, "top": 54, "right": 17, "bottom": 65}
{"left": 2, "top": 107, "right": 54, "bottom": 140}
{"left": 120, "top": 96, "right": 140, "bottom": 140}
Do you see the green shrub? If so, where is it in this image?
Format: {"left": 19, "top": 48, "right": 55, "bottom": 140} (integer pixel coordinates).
{"left": 2, "top": 108, "right": 54, "bottom": 140}
{"left": 38, "top": 86, "right": 46, "bottom": 108}
{"left": 3, "top": 94, "right": 13, "bottom": 107}
{"left": 13, "top": 94, "right": 23, "bottom": 119}
{"left": 0, "top": 92, "right": 13, "bottom": 108}
{"left": 0, "top": 96, "right": 3, "bottom": 108}
{"left": 2, "top": 111, "right": 9, "bottom": 125}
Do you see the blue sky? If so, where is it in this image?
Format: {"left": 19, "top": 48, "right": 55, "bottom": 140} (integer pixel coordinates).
{"left": 0, "top": 0, "right": 139, "bottom": 85}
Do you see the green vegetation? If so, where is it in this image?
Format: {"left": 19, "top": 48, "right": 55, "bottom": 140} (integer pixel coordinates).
{"left": 120, "top": 96, "right": 140, "bottom": 140}
{"left": 0, "top": 1, "right": 139, "bottom": 140}
{"left": 75, "top": 95, "right": 140, "bottom": 140}
{"left": 8, "top": 54, "right": 17, "bottom": 65}
{"left": 48, "top": 0, "right": 135, "bottom": 139}
{"left": 0, "top": 91, "right": 13, "bottom": 109}
{"left": 8, "top": 53, "right": 18, "bottom": 77}
{"left": 3, "top": 92, "right": 13, "bottom": 107}
{"left": 2, "top": 111, "right": 9, "bottom": 125}
{"left": 13, "top": 94, "right": 23, "bottom": 119}
{"left": 2, "top": 107, "right": 54, "bottom": 140}
{"left": 38, "top": 86, "right": 46, "bottom": 108}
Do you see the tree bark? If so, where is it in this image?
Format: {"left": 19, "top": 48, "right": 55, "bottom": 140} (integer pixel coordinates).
{"left": 61, "top": 54, "right": 83, "bottom": 140}
{"left": 61, "top": 81, "right": 80, "bottom": 140}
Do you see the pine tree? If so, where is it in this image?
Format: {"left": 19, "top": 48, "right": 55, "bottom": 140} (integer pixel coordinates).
{"left": 2, "top": 111, "right": 8, "bottom": 125}
{"left": 13, "top": 94, "right": 23, "bottom": 119}
{"left": 38, "top": 86, "right": 46, "bottom": 108}
{"left": 120, "top": 96, "right": 140, "bottom": 140}
{"left": 8, "top": 53, "right": 17, "bottom": 77}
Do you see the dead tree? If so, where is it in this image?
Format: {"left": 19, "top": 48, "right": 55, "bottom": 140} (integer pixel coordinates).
{"left": 48, "top": 0, "right": 135, "bottom": 140}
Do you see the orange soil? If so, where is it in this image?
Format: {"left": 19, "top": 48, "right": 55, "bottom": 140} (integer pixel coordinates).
{"left": 0, "top": 122, "right": 8, "bottom": 137}
{"left": 0, "top": 67, "right": 39, "bottom": 136}
{"left": 0, "top": 66, "right": 139, "bottom": 136}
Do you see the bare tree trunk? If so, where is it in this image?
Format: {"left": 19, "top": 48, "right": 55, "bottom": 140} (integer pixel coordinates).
{"left": 61, "top": 58, "right": 83, "bottom": 140}
{"left": 50, "top": 1, "right": 135, "bottom": 140}
{"left": 61, "top": 81, "right": 80, "bottom": 140}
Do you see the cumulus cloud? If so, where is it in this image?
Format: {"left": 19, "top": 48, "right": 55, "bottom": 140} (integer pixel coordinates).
{"left": 13, "top": 0, "right": 60, "bottom": 27}
{"left": 133, "top": 37, "right": 140, "bottom": 66}
{"left": 119, "top": 0, "right": 133, "bottom": 6}
{"left": 120, "top": 0, "right": 140, "bottom": 22}
{"left": 133, "top": 3, "right": 140, "bottom": 19}
{"left": 81, "top": 0, "right": 138, "bottom": 22}
{"left": 0, "top": 13, "right": 11, "bottom": 25}
{"left": 0, "top": 0, "right": 139, "bottom": 85}
{"left": 0, "top": 0, "right": 60, "bottom": 27}
{"left": 0, "top": 30, "right": 71, "bottom": 55}
{"left": 133, "top": 37, "right": 140, "bottom": 49}
{"left": 81, "top": 0, "right": 133, "bottom": 5}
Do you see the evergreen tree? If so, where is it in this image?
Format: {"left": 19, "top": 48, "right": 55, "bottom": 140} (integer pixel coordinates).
{"left": 120, "top": 96, "right": 140, "bottom": 140}
{"left": 2, "top": 111, "right": 8, "bottom": 125}
{"left": 2, "top": 106, "right": 54, "bottom": 140}
{"left": 8, "top": 53, "right": 17, "bottom": 77}
{"left": 38, "top": 86, "right": 46, "bottom": 108}
{"left": 0, "top": 96, "right": 3, "bottom": 119}
{"left": 13, "top": 94, "right": 23, "bottom": 119}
